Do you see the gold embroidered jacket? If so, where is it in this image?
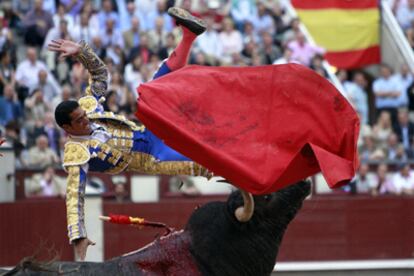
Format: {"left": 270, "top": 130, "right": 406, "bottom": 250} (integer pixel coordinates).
{"left": 63, "top": 42, "right": 209, "bottom": 243}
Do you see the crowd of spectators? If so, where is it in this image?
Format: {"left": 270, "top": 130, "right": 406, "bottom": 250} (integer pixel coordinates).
{"left": 0, "top": 0, "right": 414, "bottom": 196}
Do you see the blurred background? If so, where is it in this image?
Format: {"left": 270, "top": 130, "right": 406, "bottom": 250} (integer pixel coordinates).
{"left": 0, "top": 0, "right": 413, "bottom": 275}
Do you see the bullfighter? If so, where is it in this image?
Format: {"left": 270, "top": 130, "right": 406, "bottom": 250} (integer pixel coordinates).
{"left": 50, "top": 8, "right": 210, "bottom": 261}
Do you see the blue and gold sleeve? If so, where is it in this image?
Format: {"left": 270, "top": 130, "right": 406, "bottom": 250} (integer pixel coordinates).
{"left": 75, "top": 40, "right": 108, "bottom": 100}
{"left": 66, "top": 165, "right": 88, "bottom": 243}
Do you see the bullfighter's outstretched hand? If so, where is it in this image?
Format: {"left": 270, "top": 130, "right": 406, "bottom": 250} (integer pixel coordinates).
{"left": 48, "top": 39, "right": 81, "bottom": 59}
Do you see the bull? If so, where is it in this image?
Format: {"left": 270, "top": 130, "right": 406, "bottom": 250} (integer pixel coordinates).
{"left": 2, "top": 180, "right": 310, "bottom": 276}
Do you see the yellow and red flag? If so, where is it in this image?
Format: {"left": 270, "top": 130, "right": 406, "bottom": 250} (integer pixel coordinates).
{"left": 292, "top": 0, "right": 380, "bottom": 69}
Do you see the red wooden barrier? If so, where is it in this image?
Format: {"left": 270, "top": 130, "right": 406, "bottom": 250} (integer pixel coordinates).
{"left": 1, "top": 196, "right": 413, "bottom": 266}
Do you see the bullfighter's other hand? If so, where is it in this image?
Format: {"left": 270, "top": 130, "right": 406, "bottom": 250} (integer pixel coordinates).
{"left": 73, "top": 237, "right": 96, "bottom": 262}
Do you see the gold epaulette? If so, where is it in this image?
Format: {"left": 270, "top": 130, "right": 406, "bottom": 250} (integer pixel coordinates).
{"left": 63, "top": 142, "right": 90, "bottom": 167}
{"left": 88, "top": 112, "right": 146, "bottom": 132}
{"left": 78, "top": 96, "right": 98, "bottom": 114}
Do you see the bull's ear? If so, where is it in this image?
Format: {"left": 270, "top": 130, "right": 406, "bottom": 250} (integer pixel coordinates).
{"left": 234, "top": 190, "right": 254, "bottom": 222}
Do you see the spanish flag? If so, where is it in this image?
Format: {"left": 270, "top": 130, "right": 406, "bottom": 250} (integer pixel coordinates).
{"left": 292, "top": 0, "right": 380, "bottom": 69}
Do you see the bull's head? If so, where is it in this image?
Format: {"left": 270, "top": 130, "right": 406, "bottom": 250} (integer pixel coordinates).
{"left": 186, "top": 180, "right": 311, "bottom": 276}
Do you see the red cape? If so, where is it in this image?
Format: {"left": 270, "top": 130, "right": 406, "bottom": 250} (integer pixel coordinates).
{"left": 136, "top": 64, "right": 360, "bottom": 194}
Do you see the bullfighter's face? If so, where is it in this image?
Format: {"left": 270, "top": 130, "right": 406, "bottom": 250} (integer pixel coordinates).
{"left": 63, "top": 107, "right": 92, "bottom": 136}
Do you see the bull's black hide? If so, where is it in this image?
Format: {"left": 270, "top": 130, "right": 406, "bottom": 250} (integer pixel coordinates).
{"left": 4, "top": 180, "right": 310, "bottom": 276}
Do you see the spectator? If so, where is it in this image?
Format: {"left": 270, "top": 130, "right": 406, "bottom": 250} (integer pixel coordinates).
{"left": 346, "top": 72, "right": 369, "bottom": 125}
{"left": 259, "top": 31, "right": 281, "bottom": 64}
{"left": 251, "top": 1, "right": 275, "bottom": 36}
{"left": 385, "top": 132, "right": 403, "bottom": 160}
{"left": 230, "top": 0, "right": 257, "bottom": 31}
{"left": 241, "top": 39, "right": 259, "bottom": 65}
{"left": 281, "top": 17, "right": 301, "bottom": 45}
{"left": 287, "top": 31, "right": 325, "bottom": 66}
{"left": 218, "top": 17, "right": 243, "bottom": 64}
{"left": 309, "top": 54, "right": 327, "bottom": 78}
{"left": 195, "top": 16, "right": 223, "bottom": 65}
{"left": 24, "top": 88, "right": 50, "bottom": 129}
{"left": 15, "top": 47, "right": 52, "bottom": 95}
{"left": 27, "top": 134, "right": 59, "bottom": 169}
{"left": 101, "top": 18, "right": 124, "bottom": 49}
{"left": 242, "top": 20, "right": 260, "bottom": 45}
{"left": 393, "top": 64, "right": 413, "bottom": 107}
{"left": 27, "top": 112, "right": 61, "bottom": 152}
{"left": 52, "top": 84, "right": 72, "bottom": 110}
{"left": 354, "top": 163, "right": 376, "bottom": 194}
{"left": 73, "top": 1, "right": 99, "bottom": 32}
{"left": 148, "top": 16, "right": 168, "bottom": 53}
{"left": 0, "top": 84, "right": 23, "bottom": 127}
{"left": 0, "top": 18, "right": 14, "bottom": 53}
{"left": 124, "top": 55, "right": 144, "bottom": 98}
{"left": 122, "top": 17, "right": 141, "bottom": 54}
{"left": 90, "top": 36, "right": 107, "bottom": 60}
{"left": 117, "top": 0, "right": 137, "bottom": 32}
{"left": 146, "top": 0, "right": 174, "bottom": 33}
{"left": 158, "top": 32, "right": 176, "bottom": 60}
{"left": 102, "top": 90, "right": 120, "bottom": 113}
{"left": 43, "top": 19, "right": 74, "bottom": 67}
{"left": 394, "top": 144, "right": 409, "bottom": 162}
{"left": 392, "top": 163, "right": 414, "bottom": 195}
{"left": 374, "top": 163, "right": 394, "bottom": 196}
{"left": 273, "top": 47, "right": 296, "bottom": 64}
{"left": 393, "top": 108, "right": 414, "bottom": 150}
{"left": 359, "top": 131, "right": 386, "bottom": 162}
{"left": 22, "top": 0, "right": 54, "bottom": 47}
{"left": 72, "top": 11, "right": 98, "bottom": 44}
{"left": 35, "top": 69, "right": 61, "bottom": 102}
{"left": 396, "top": 0, "right": 414, "bottom": 30}
{"left": 114, "top": 183, "right": 127, "bottom": 203}
{"left": 373, "top": 64, "right": 405, "bottom": 123}
{"left": 128, "top": 33, "right": 154, "bottom": 64}
{"left": 372, "top": 111, "right": 393, "bottom": 148}
{"left": 97, "top": 0, "right": 120, "bottom": 31}
{"left": 12, "top": 0, "right": 33, "bottom": 21}
{"left": 109, "top": 71, "right": 129, "bottom": 107}
{"left": 405, "top": 27, "right": 414, "bottom": 50}
{"left": 0, "top": 50, "right": 15, "bottom": 95}
{"left": 268, "top": 1, "right": 288, "bottom": 40}
{"left": 52, "top": 4, "right": 74, "bottom": 32}
{"left": 26, "top": 165, "right": 65, "bottom": 197}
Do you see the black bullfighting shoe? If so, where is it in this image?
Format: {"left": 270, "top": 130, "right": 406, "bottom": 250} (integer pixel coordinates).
{"left": 168, "top": 7, "right": 206, "bottom": 35}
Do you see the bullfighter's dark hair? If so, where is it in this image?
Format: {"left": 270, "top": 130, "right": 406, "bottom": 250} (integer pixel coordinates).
{"left": 55, "top": 100, "right": 79, "bottom": 127}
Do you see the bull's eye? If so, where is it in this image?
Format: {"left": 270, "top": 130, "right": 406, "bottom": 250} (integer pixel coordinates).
{"left": 264, "top": 195, "right": 272, "bottom": 201}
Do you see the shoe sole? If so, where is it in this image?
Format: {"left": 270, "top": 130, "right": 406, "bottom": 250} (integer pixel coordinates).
{"left": 168, "top": 7, "right": 206, "bottom": 35}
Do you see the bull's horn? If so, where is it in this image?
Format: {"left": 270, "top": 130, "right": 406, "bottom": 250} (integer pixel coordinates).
{"left": 235, "top": 190, "right": 254, "bottom": 222}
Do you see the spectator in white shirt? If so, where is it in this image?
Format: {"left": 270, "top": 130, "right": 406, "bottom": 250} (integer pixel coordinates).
{"left": 16, "top": 47, "right": 50, "bottom": 92}
{"left": 195, "top": 16, "right": 223, "bottom": 66}
{"left": 393, "top": 64, "right": 413, "bottom": 106}
{"left": 97, "top": 0, "right": 120, "bottom": 30}
{"left": 230, "top": 0, "right": 257, "bottom": 31}
{"left": 396, "top": 0, "right": 414, "bottom": 30}
{"left": 101, "top": 18, "right": 124, "bottom": 49}
{"left": 53, "top": 4, "right": 74, "bottom": 32}
{"left": 373, "top": 64, "right": 405, "bottom": 124}
{"left": 218, "top": 17, "right": 243, "bottom": 65}
{"left": 251, "top": 1, "right": 275, "bottom": 36}
{"left": 392, "top": 163, "right": 414, "bottom": 195}
{"left": 72, "top": 12, "right": 98, "bottom": 44}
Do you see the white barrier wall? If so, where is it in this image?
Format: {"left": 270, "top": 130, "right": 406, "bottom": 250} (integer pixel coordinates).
{"left": 0, "top": 148, "right": 15, "bottom": 203}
